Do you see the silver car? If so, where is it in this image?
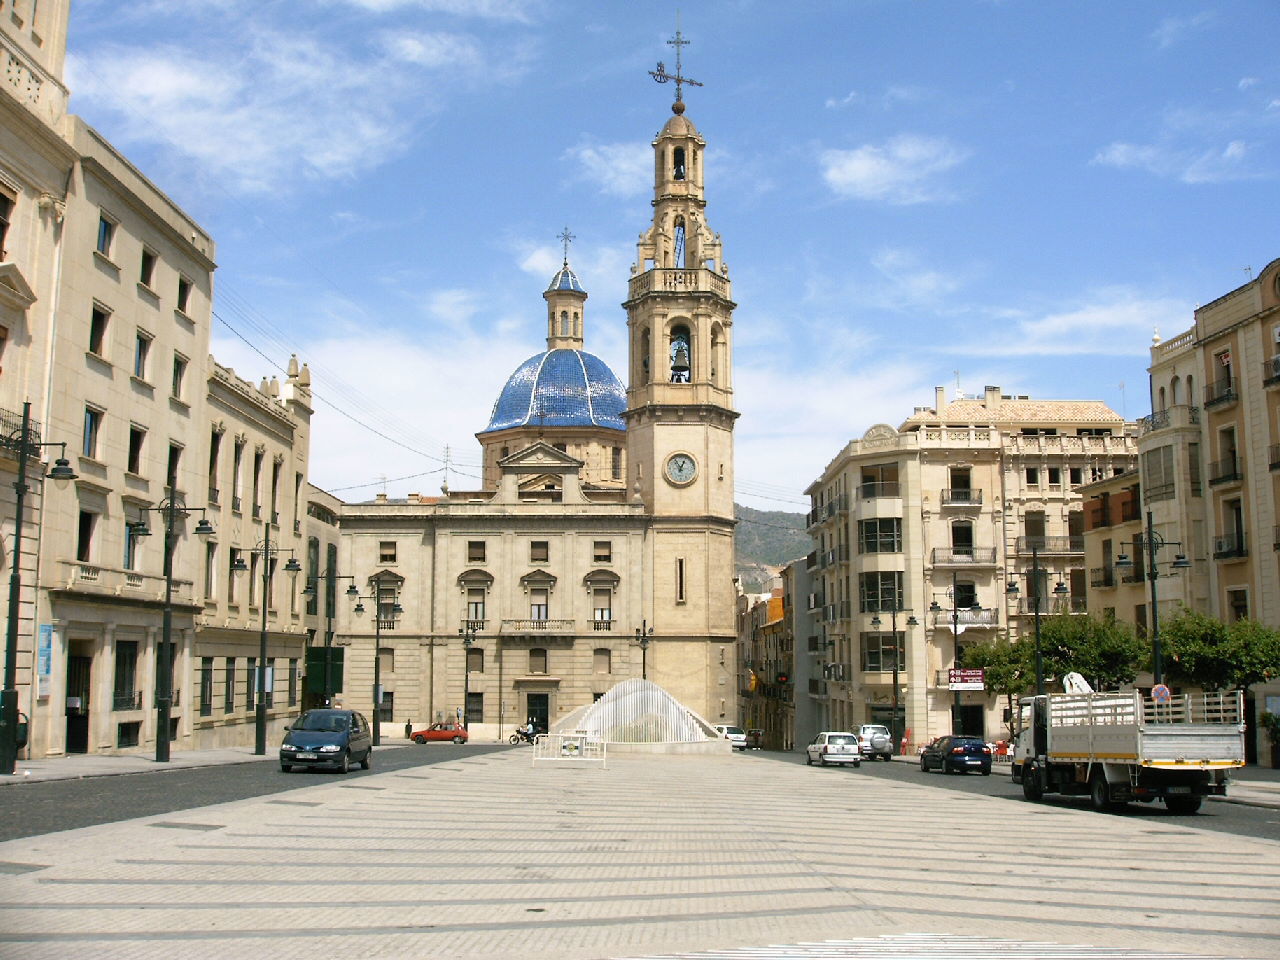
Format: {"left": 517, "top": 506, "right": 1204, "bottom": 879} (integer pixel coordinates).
{"left": 714, "top": 724, "right": 748, "bottom": 750}
{"left": 805, "top": 731, "right": 862, "bottom": 767}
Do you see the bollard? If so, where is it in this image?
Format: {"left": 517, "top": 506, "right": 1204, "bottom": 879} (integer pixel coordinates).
{"left": 404, "top": 719, "right": 413, "bottom": 740}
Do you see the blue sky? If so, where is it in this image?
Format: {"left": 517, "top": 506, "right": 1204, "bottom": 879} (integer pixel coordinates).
{"left": 65, "top": 1, "right": 1280, "bottom": 511}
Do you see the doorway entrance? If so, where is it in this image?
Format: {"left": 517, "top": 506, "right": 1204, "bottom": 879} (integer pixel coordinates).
{"left": 65, "top": 653, "right": 92, "bottom": 753}
{"left": 525, "top": 692, "right": 549, "bottom": 735}
{"left": 951, "top": 704, "right": 984, "bottom": 739}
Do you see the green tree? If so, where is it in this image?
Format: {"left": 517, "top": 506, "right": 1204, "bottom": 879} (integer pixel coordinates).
{"left": 1161, "top": 608, "right": 1280, "bottom": 691}
{"left": 961, "top": 636, "right": 1034, "bottom": 738}
{"left": 1037, "top": 613, "right": 1145, "bottom": 691}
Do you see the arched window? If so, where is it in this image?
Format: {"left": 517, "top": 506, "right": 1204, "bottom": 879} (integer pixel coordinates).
{"left": 673, "top": 216, "right": 686, "bottom": 268}
{"left": 529, "top": 647, "right": 548, "bottom": 674}
{"left": 1187, "top": 374, "right": 1195, "bottom": 406}
{"left": 1170, "top": 376, "right": 1181, "bottom": 406}
{"left": 673, "top": 147, "right": 686, "bottom": 181}
{"left": 670, "top": 324, "right": 692, "bottom": 383}
{"left": 710, "top": 323, "right": 725, "bottom": 387}
{"left": 1158, "top": 386, "right": 1167, "bottom": 411}
{"left": 640, "top": 328, "right": 651, "bottom": 384}
{"left": 559, "top": 311, "right": 569, "bottom": 336}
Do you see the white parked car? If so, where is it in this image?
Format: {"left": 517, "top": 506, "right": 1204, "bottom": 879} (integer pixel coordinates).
{"left": 857, "top": 724, "right": 894, "bottom": 761}
{"left": 805, "top": 731, "right": 862, "bottom": 767}
{"left": 714, "top": 724, "right": 748, "bottom": 750}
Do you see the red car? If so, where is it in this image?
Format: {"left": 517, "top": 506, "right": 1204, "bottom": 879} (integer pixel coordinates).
{"left": 410, "top": 722, "right": 468, "bottom": 744}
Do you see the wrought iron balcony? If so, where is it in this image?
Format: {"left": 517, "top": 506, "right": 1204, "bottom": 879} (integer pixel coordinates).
{"left": 112, "top": 690, "right": 142, "bottom": 711}
{"left": 1015, "top": 535, "right": 1084, "bottom": 554}
{"left": 1089, "top": 567, "right": 1114, "bottom": 588}
{"left": 1203, "top": 377, "right": 1237, "bottom": 408}
{"left": 1207, "top": 456, "right": 1242, "bottom": 486}
{"left": 1213, "top": 533, "right": 1247, "bottom": 559}
{"left": 1138, "top": 405, "right": 1200, "bottom": 435}
{"left": 941, "top": 488, "right": 982, "bottom": 506}
{"left": 932, "top": 547, "right": 997, "bottom": 565}
{"left": 1264, "top": 356, "right": 1280, "bottom": 387}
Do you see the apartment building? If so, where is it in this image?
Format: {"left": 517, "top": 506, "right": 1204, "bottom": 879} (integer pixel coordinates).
{"left": 737, "top": 584, "right": 793, "bottom": 750}
{"left": 1142, "top": 256, "right": 1280, "bottom": 764}
{"left": 805, "top": 386, "right": 1136, "bottom": 748}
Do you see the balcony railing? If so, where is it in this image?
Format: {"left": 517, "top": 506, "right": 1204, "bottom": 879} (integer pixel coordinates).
{"left": 1207, "top": 456, "right": 1242, "bottom": 486}
{"left": 232, "top": 495, "right": 242, "bottom": 512}
{"left": 0, "top": 405, "right": 41, "bottom": 449}
{"left": 941, "top": 488, "right": 982, "bottom": 506}
{"left": 1015, "top": 535, "right": 1084, "bottom": 554}
{"left": 1138, "top": 404, "right": 1200, "bottom": 435}
{"left": 376, "top": 619, "right": 397, "bottom": 631}
{"left": 931, "top": 607, "right": 998, "bottom": 628}
{"left": 822, "top": 544, "right": 849, "bottom": 567}
{"left": 252, "top": 503, "right": 262, "bottom": 519}
{"left": 1089, "top": 567, "right": 1114, "bottom": 588}
{"left": 1012, "top": 597, "right": 1081, "bottom": 615}
{"left": 592, "top": 619, "right": 614, "bottom": 631}
{"left": 628, "top": 266, "right": 730, "bottom": 300}
{"left": 1213, "top": 533, "right": 1247, "bottom": 559}
{"left": 1264, "top": 356, "right": 1280, "bottom": 387}
{"left": 932, "top": 547, "right": 997, "bottom": 564}
{"left": 859, "top": 481, "right": 900, "bottom": 499}
{"left": 1204, "top": 377, "right": 1237, "bottom": 408}
{"left": 112, "top": 690, "right": 142, "bottom": 711}
{"left": 805, "top": 550, "right": 818, "bottom": 570}
{"left": 502, "top": 618, "right": 575, "bottom": 633}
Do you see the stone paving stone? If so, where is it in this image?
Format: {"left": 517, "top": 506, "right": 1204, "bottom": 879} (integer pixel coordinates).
{"left": 0, "top": 751, "right": 1275, "bottom": 960}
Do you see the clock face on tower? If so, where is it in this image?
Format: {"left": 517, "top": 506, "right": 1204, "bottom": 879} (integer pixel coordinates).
{"left": 664, "top": 452, "right": 697, "bottom": 486}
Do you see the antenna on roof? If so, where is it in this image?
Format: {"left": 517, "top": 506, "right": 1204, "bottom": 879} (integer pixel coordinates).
{"left": 1244, "top": 265, "right": 1254, "bottom": 281}
{"left": 954, "top": 369, "right": 961, "bottom": 400}
{"left": 1118, "top": 381, "right": 1126, "bottom": 419}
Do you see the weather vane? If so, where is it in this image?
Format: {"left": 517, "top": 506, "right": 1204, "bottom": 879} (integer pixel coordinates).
{"left": 649, "top": 15, "right": 702, "bottom": 109}
{"left": 557, "top": 226, "right": 575, "bottom": 266}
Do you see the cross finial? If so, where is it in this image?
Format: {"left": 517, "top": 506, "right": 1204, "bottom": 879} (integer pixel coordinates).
{"left": 649, "top": 15, "right": 702, "bottom": 111}
{"left": 557, "top": 226, "right": 575, "bottom": 266}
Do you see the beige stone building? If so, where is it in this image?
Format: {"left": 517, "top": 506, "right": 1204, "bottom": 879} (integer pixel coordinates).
{"left": 330, "top": 97, "right": 739, "bottom": 738}
{"left": 1140, "top": 256, "right": 1280, "bottom": 764}
{"left": 0, "top": 2, "right": 314, "bottom": 759}
{"left": 805, "top": 386, "right": 1136, "bottom": 748}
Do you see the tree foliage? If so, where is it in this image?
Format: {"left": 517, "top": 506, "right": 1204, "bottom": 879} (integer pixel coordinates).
{"left": 1037, "top": 614, "right": 1146, "bottom": 691}
{"left": 1160, "top": 608, "right": 1280, "bottom": 691}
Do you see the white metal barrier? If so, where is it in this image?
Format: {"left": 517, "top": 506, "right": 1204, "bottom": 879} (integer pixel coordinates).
{"left": 532, "top": 733, "right": 607, "bottom": 769}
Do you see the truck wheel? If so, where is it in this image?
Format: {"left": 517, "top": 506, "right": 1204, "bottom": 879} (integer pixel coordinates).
{"left": 1166, "top": 796, "right": 1202, "bottom": 815}
{"left": 1021, "top": 765, "right": 1043, "bottom": 802}
{"left": 1090, "top": 773, "right": 1117, "bottom": 812}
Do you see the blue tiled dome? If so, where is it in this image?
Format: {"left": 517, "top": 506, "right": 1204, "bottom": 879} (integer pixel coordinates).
{"left": 547, "top": 264, "right": 585, "bottom": 293}
{"left": 481, "top": 349, "right": 626, "bottom": 434}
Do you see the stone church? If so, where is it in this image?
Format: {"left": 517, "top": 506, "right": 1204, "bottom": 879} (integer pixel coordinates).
{"left": 330, "top": 95, "right": 739, "bottom": 739}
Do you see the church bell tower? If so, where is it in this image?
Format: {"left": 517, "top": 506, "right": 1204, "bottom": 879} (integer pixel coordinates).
{"left": 624, "top": 33, "right": 738, "bottom": 719}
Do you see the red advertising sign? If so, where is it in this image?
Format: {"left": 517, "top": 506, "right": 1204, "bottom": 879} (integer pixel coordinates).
{"left": 948, "top": 668, "right": 985, "bottom": 691}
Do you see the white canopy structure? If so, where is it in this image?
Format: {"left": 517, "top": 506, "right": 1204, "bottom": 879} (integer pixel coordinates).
{"left": 553, "top": 679, "right": 725, "bottom": 752}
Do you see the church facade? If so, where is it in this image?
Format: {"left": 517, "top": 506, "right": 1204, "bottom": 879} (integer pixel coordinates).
{"left": 329, "top": 97, "right": 739, "bottom": 738}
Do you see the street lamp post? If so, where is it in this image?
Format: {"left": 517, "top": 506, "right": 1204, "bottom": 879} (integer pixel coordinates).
{"left": 634, "top": 620, "right": 653, "bottom": 679}
{"left": 458, "top": 619, "right": 477, "bottom": 728}
{"left": 930, "top": 572, "right": 984, "bottom": 734}
{"left": 1114, "top": 510, "right": 1189, "bottom": 686}
{"left": 232, "top": 522, "right": 302, "bottom": 755}
{"left": 302, "top": 572, "right": 358, "bottom": 706}
{"left": 354, "top": 585, "right": 402, "bottom": 746}
{"left": 1005, "top": 541, "right": 1070, "bottom": 696}
{"left": 869, "top": 604, "right": 918, "bottom": 754}
{"left": 1, "top": 402, "right": 75, "bottom": 774}
{"left": 127, "top": 496, "right": 216, "bottom": 763}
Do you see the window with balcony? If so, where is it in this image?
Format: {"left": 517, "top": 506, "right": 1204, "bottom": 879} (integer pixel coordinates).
{"left": 76, "top": 510, "right": 95, "bottom": 563}
{"left": 530, "top": 588, "right": 549, "bottom": 621}
{"left": 593, "top": 588, "right": 612, "bottom": 624}
{"left": 466, "top": 588, "right": 485, "bottom": 623}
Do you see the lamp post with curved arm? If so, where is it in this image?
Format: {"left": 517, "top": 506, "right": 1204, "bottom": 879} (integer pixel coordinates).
{"left": 869, "top": 604, "right": 918, "bottom": 754}
{"left": 1114, "top": 510, "right": 1190, "bottom": 686}
{"left": 1004, "top": 540, "right": 1070, "bottom": 697}
{"left": 302, "top": 572, "right": 359, "bottom": 706}
{"left": 459, "top": 619, "right": 477, "bottom": 728}
{"left": 353, "top": 585, "right": 402, "bottom": 746}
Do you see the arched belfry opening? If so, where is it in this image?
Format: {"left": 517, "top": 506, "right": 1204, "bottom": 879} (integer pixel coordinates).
{"left": 673, "top": 146, "right": 686, "bottom": 181}
{"left": 673, "top": 216, "right": 686, "bottom": 268}
{"left": 640, "top": 327, "right": 651, "bottom": 384}
{"left": 670, "top": 325, "right": 692, "bottom": 383}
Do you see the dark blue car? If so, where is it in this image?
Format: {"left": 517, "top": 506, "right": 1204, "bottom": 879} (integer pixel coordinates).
{"left": 919, "top": 735, "right": 992, "bottom": 775}
{"left": 279, "top": 709, "right": 373, "bottom": 774}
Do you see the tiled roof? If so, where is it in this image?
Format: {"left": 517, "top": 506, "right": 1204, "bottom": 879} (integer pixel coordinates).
{"left": 901, "top": 398, "right": 1123, "bottom": 426}
{"left": 481, "top": 349, "right": 626, "bottom": 434}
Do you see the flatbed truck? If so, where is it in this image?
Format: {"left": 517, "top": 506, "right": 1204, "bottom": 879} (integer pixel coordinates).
{"left": 1011, "top": 688, "right": 1245, "bottom": 814}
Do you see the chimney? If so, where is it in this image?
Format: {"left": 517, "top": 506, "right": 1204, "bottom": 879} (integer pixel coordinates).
{"left": 934, "top": 386, "right": 945, "bottom": 412}
{"left": 407, "top": 492, "right": 420, "bottom": 504}
{"left": 984, "top": 385, "right": 1001, "bottom": 408}
{"left": 375, "top": 493, "right": 388, "bottom": 504}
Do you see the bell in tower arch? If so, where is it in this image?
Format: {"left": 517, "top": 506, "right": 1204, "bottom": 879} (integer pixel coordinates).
{"left": 670, "top": 328, "right": 691, "bottom": 383}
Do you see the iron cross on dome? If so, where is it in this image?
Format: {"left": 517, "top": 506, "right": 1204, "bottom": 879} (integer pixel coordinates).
{"left": 649, "top": 22, "right": 703, "bottom": 105}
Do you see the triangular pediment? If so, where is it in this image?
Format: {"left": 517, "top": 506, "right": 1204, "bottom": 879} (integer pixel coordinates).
{"left": 500, "top": 441, "right": 583, "bottom": 473}
{"left": 0, "top": 262, "right": 37, "bottom": 310}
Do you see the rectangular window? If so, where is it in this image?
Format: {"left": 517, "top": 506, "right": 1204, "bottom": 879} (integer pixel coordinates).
{"left": 858, "top": 571, "right": 902, "bottom": 613}
{"left": 611, "top": 446, "right": 622, "bottom": 480}
{"left": 305, "top": 537, "right": 320, "bottom": 615}
{"left": 465, "top": 692, "right": 483, "bottom": 724}
{"left": 1047, "top": 467, "right": 1061, "bottom": 486}
{"left": 467, "top": 540, "right": 486, "bottom": 563}
{"left": 199, "top": 657, "right": 213, "bottom": 716}
{"left": 167, "top": 442, "right": 182, "bottom": 491}
{"left": 1189, "top": 442, "right": 1202, "bottom": 496}
{"left": 593, "top": 647, "right": 612, "bottom": 673}
{"left": 123, "top": 519, "right": 139, "bottom": 570}
{"left": 177, "top": 276, "right": 192, "bottom": 313}
{"left": 529, "top": 647, "right": 547, "bottom": 673}
{"left": 593, "top": 540, "right": 612, "bottom": 563}
{"left": 125, "top": 425, "right": 145, "bottom": 475}
{"left": 379, "top": 541, "right": 397, "bottom": 563}
{"left": 264, "top": 658, "right": 275, "bottom": 708}
{"left": 466, "top": 588, "right": 485, "bottom": 622}
{"left": 530, "top": 588, "right": 549, "bottom": 621}
{"left": 76, "top": 510, "right": 95, "bottom": 563}
{"left": 0, "top": 188, "right": 12, "bottom": 258}
{"left": 466, "top": 646, "right": 484, "bottom": 674}
{"left": 248, "top": 553, "right": 259, "bottom": 607}
{"left": 530, "top": 540, "right": 549, "bottom": 563}
{"left": 133, "top": 330, "right": 151, "bottom": 379}
{"left": 96, "top": 214, "right": 115, "bottom": 256}
{"left": 378, "top": 646, "right": 394, "bottom": 675}
{"left": 204, "top": 541, "right": 216, "bottom": 599}
{"left": 1025, "top": 467, "right": 1040, "bottom": 486}
{"left": 858, "top": 517, "right": 901, "bottom": 553}
{"left": 860, "top": 632, "right": 905, "bottom": 672}
{"left": 1142, "top": 446, "right": 1175, "bottom": 502}
{"left": 228, "top": 547, "right": 241, "bottom": 603}
{"left": 251, "top": 450, "right": 263, "bottom": 516}
{"left": 113, "top": 641, "right": 138, "bottom": 707}
{"left": 246, "top": 657, "right": 257, "bottom": 709}
{"left": 117, "top": 722, "right": 141, "bottom": 748}
{"left": 676, "top": 557, "right": 686, "bottom": 602}
{"left": 89, "top": 305, "right": 109, "bottom": 356}
{"left": 223, "top": 657, "right": 235, "bottom": 712}
{"left": 593, "top": 588, "right": 612, "bottom": 622}
{"left": 82, "top": 406, "right": 102, "bottom": 458}
{"left": 140, "top": 248, "right": 157, "bottom": 288}
{"left": 378, "top": 690, "right": 393, "bottom": 724}
{"left": 288, "top": 658, "right": 298, "bottom": 706}
{"left": 1069, "top": 466, "right": 1083, "bottom": 486}
{"left": 171, "top": 354, "right": 187, "bottom": 400}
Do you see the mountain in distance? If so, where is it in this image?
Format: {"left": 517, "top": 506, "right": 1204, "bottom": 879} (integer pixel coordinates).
{"left": 734, "top": 503, "right": 809, "bottom": 594}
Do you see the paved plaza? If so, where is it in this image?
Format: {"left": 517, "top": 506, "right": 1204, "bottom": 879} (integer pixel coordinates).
{"left": 0, "top": 749, "right": 1277, "bottom": 959}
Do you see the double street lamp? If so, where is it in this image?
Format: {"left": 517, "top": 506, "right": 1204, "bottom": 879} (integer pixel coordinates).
{"left": 459, "top": 619, "right": 477, "bottom": 728}
{"left": 634, "top": 621, "right": 653, "bottom": 680}
{"left": 231, "top": 522, "right": 302, "bottom": 755}
{"left": 929, "top": 572, "right": 983, "bottom": 732}
{"left": 869, "top": 605, "right": 917, "bottom": 753}
{"left": 1, "top": 402, "right": 75, "bottom": 774}
{"left": 302, "top": 572, "right": 359, "bottom": 706}
{"left": 127, "top": 496, "right": 216, "bottom": 762}
{"left": 1005, "top": 541, "right": 1069, "bottom": 697}
{"left": 353, "top": 584, "right": 402, "bottom": 746}
{"left": 1114, "top": 510, "right": 1189, "bottom": 686}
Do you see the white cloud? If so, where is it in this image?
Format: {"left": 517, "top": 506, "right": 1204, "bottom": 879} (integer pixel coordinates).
{"left": 823, "top": 85, "right": 928, "bottom": 111}
{"left": 564, "top": 139, "right": 652, "bottom": 198}
{"left": 820, "top": 135, "right": 969, "bottom": 204}
{"left": 1239, "top": 77, "right": 1260, "bottom": 90}
{"left": 1093, "top": 138, "right": 1255, "bottom": 184}
{"left": 824, "top": 90, "right": 860, "bottom": 109}
{"left": 870, "top": 247, "right": 963, "bottom": 306}
{"left": 949, "top": 290, "right": 1187, "bottom": 357}
{"left": 332, "top": 0, "right": 538, "bottom": 20}
{"left": 1152, "top": 11, "right": 1214, "bottom": 49}
{"left": 382, "top": 31, "right": 484, "bottom": 68}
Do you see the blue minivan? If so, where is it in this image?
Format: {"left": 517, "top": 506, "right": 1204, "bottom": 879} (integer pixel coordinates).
{"left": 279, "top": 709, "right": 373, "bottom": 774}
